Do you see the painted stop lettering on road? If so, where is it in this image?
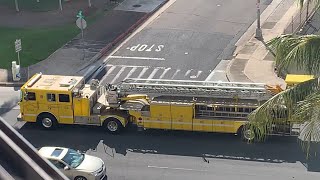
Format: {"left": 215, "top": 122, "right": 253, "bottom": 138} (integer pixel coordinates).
{"left": 127, "top": 44, "right": 164, "bottom": 52}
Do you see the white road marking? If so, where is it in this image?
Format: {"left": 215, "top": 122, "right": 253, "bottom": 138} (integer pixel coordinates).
{"left": 171, "top": 69, "right": 180, "bottom": 79}
{"left": 184, "top": 70, "right": 191, "bottom": 76}
{"left": 147, "top": 68, "right": 160, "bottom": 79}
{"left": 105, "top": 66, "right": 116, "bottom": 76}
{"left": 100, "top": 66, "right": 116, "bottom": 82}
{"left": 109, "top": 55, "right": 165, "bottom": 61}
{"left": 123, "top": 67, "right": 137, "bottom": 80}
{"left": 192, "top": 70, "right": 202, "bottom": 78}
{"left": 205, "top": 60, "right": 230, "bottom": 81}
{"left": 137, "top": 67, "right": 149, "bottom": 79}
{"left": 148, "top": 165, "right": 208, "bottom": 172}
{"left": 159, "top": 68, "right": 171, "bottom": 79}
{"left": 110, "top": 66, "right": 126, "bottom": 84}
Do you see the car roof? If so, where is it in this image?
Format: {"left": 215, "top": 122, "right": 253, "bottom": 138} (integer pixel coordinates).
{"left": 38, "top": 147, "right": 68, "bottom": 160}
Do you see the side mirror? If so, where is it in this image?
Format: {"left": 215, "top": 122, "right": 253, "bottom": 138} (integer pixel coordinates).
{"left": 23, "top": 92, "right": 29, "bottom": 101}
{"left": 64, "top": 166, "right": 70, "bottom": 170}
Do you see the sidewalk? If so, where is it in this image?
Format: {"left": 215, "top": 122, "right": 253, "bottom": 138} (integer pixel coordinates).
{"left": 226, "top": 0, "right": 307, "bottom": 89}
{"left": 0, "top": 0, "right": 168, "bottom": 86}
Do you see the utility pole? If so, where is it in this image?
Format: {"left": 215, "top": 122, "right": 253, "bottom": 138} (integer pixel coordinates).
{"left": 59, "top": 0, "right": 63, "bottom": 11}
{"left": 14, "top": 0, "right": 19, "bottom": 12}
{"left": 88, "top": 0, "right": 92, "bottom": 7}
{"left": 255, "top": 0, "right": 263, "bottom": 40}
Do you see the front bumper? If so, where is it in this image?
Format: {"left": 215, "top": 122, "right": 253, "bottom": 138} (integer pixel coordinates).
{"left": 17, "top": 113, "right": 23, "bottom": 121}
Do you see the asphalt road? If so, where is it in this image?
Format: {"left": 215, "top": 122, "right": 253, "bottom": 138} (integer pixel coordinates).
{"left": 0, "top": 87, "right": 20, "bottom": 127}
{"left": 0, "top": 87, "right": 320, "bottom": 179}
{"left": 18, "top": 124, "right": 320, "bottom": 180}
{"left": 94, "top": 0, "right": 271, "bottom": 84}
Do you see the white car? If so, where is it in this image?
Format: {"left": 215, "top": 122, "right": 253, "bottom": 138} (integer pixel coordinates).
{"left": 38, "top": 147, "right": 106, "bottom": 180}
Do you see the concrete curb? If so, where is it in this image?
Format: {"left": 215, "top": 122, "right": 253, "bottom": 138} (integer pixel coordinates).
{"left": 84, "top": 0, "right": 170, "bottom": 81}
{"left": 0, "top": 82, "right": 25, "bottom": 87}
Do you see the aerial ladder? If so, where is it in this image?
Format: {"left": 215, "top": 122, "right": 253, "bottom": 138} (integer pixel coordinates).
{"left": 113, "top": 78, "right": 283, "bottom": 101}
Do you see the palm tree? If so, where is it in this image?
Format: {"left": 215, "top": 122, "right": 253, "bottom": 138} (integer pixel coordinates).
{"left": 246, "top": 1, "right": 320, "bottom": 155}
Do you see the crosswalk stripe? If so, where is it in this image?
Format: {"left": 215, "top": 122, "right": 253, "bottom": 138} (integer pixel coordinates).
{"left": 171, "top": 69, "right": 180, "bottom": 79}
{"left": 110, "top": 66, "right": 126, "bottom": 84}
{"left": 123, "top": 67, "right": 137, "bottom": 80}
{"left": 184, "top": 70, "right": 191, "bottom": 76}
{"left": 100, "top": 66, "right": 116, "bottom": 82}
{"left": 159, "top": 68, "right": 171, "bottom": 79}
{"left": 147, "top": 68, "right": 160, "bottom": 79}
{"left": 137, "top": 67, "right": 149, "bottom": 79}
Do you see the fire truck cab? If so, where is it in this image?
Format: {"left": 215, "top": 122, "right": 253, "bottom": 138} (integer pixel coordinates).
{"left": 18, "top": 73, "right": 131, "bottom": 133}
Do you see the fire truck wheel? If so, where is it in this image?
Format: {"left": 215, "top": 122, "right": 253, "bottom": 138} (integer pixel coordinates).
{"left": 37, "top": 114, "right": 58, "bottom": 130}
{"left": 104, "top": 118, "right": 122, "bottom": 134}
{"left": 241, "top": 128, "right": 255, "bottom": 142}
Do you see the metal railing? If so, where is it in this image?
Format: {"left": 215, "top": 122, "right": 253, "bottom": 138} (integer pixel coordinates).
{"left": 286, "top": 1, "right": 319, "bottom": 34}
{"left": 0, "top": 117, "right": 68, "bottom": 180}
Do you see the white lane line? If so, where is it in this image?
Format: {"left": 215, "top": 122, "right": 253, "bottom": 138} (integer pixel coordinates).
{"left": 110, "top": 66, "right": 126, "bottom": 84}
{"left": 109, "top": 55, "right": 165, "bottom": 61}
{"left": 148, "top": 165, "right": 207, "bottom": 172}
{"left": 171, "top": 69, "right": 180, "bottom": 79}
{"left": 147, "top": 68, "right": 159, "bottom": 79}
{"left": 159, "top": 68, "right": 170, "bottom": 79}
{"left": 137, "top": 67, "right": 149, "bottom": 79}
{"left": 123, "top": 67, "right": 137, "bottom": 80}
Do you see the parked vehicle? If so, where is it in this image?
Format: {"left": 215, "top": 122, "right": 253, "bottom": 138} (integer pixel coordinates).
{"left": 38, "top": 147, "right": 106, "bottom": 180}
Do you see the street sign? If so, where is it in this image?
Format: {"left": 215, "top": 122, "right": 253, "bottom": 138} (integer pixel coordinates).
{"left": 15, "top": 39, "right": 21, "bottom": 52}
{"left": 76, "top": 18, "right": 87, "bottom": 30}
{"left": 76, "top": 10, "right": 85, "bottom": 19}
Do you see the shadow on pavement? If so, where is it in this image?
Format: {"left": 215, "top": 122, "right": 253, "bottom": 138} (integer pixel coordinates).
{"left": 0, "top": 98, "right": 19, "bottom": 116}
{"left": 19, "top": 123, "right": 309, "bottom": 165}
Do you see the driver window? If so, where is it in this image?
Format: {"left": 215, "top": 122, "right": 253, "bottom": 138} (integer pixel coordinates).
{"left": 25, "top": 92, "right": 36, "bottom": 101}
{"left": 50, "top": 160, "right": 65, "bottom": 169}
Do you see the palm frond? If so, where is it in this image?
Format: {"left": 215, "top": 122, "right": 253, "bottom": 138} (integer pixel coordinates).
{"left": 247, "top": 78, "right": 320, "bottom": 142}
{"left": 296, "top": 0, "right": 320, "bottom": 9}
{"left": 267, "top": 35, "right": 320, "bottom": 75}
{"left": 294, "top": 93, "right": 320, "bottom": 156}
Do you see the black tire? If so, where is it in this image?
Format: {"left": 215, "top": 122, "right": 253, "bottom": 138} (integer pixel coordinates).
{"left": 74, "top": 176, "right": 87, "bottom": 180}
{"left": 37, "top": 113, "right": 58, "bottom": 130}
{"left": 240, "top": 126, "right": 255, "bottom": 142}
{"left": 103, "top": 118, "right": 123, "bottom": 134}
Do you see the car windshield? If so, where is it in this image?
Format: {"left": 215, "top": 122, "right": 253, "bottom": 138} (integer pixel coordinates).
{"left": 61, "top": 149, "right": 84, "bottom": 168}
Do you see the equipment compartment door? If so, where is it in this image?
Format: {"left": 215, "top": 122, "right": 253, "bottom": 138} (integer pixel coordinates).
{"left": 148, "top": 103, "right": 171, "bottom": 129}
{"left": 171, "top": 104, "right": 193, "bottom": 131}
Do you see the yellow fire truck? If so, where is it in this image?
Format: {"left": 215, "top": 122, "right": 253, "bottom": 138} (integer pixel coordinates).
{"left": 18, "top": 73, "right": 294, "bottom": 141}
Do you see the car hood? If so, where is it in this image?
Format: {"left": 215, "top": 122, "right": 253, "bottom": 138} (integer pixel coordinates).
{"left": 75, "top": 154, "right": 103, "bottom": 173}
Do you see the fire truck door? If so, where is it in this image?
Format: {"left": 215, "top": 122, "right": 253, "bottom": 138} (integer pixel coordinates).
{"left": 57, "top": 94, "right": 74, "bottom": 124}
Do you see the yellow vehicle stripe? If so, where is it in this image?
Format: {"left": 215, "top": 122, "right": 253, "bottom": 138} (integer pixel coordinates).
{"left": 24, "top": 114, "right": 37, "bottom": 117}
{"left": 142, "top": 120, "right": 234, "bottom": 127}
{"left": 60, "top": 116, "right": 73, "bottom": 119}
